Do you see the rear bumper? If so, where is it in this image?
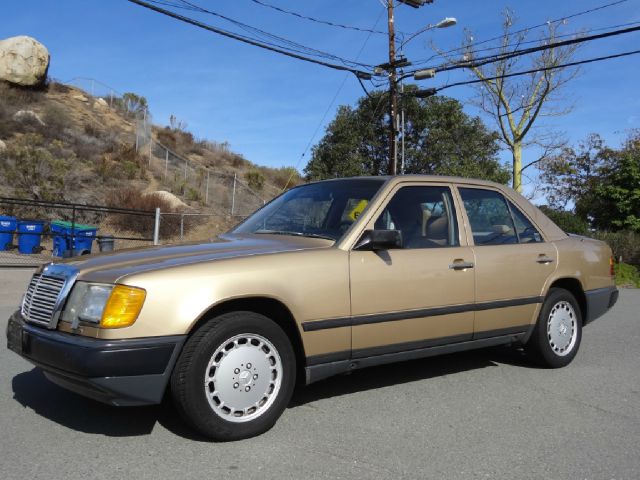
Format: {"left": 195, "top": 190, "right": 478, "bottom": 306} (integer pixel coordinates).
{"left": 6, "top": 310, "right": 185, "bottom": 406}
{"left": 584, "top": 286, "right": 619, "bottom": 325}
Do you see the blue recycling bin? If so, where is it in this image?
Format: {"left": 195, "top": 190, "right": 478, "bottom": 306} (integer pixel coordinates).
{"left": 73, "top": 227, "right": 98, "bottom": 255}
{"left": 0, "top": 215, "right": 17, "bottom": 251}
{"left": 50, "top": 221, "right": 68, "bottom": 257}
{"left": 17, "top": 220, "right": 45, "bottom": 254}
{"left": 51, "top": 220, "right": 98, "bottom": 257}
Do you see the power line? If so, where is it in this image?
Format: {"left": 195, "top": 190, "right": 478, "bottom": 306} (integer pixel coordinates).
{"left": 432, "top": 48, "right": 640, "bottom": 93}
{"left": 282, "top": 9, "right": 386, "bottom": 190}
{"left": 127, "top": 0, "right": 375, "bottom": 76}
{"left": 430, "top": 23, "right": 640, "bottom": 75}
{"left": 421, "top": 20, "right": 640, "bottom": 66}
{"left": 144, "top": 0, "right": 374, "bottom": 69}
{"left": 177, "top": 0, "right": 375, "bottom": 69}
{"left": 414, "top": 0, "right": 631, "bottom": 65}
{"left": 248, "top": 0, "right": 390, "bottom": 35}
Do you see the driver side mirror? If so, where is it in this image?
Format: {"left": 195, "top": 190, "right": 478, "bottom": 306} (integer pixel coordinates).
{"left": 354, "top": 229, "right": 403, "bottom": 251}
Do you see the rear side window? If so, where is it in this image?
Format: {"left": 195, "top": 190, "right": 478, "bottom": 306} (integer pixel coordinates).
{"left": 508, "top": 201, "right": 543, "bottom": 243}
{"left": 459, "top": 188, "right": 517, "bottom": 246}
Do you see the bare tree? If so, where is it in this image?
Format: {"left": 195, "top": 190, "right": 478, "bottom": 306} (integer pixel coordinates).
{"left": 440, "top": 10, "right": 581, "bottom": 193}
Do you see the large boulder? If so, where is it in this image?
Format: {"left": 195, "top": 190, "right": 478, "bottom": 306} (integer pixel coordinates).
{"left": 0, "top": 36, "right": 50, "bottom": 86}
{"left": 148, "top": 191, "right": 189, "bottom": 210}
{"left": 13, "top": 110, "right": 45, "bottom": 126}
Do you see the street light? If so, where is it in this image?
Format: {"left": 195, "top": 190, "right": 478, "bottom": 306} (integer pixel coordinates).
{"left": 399, "top": 17, "right": 457, "bottom": 50}
{"left": 398, "top": 0, "right": 434, "bottom": 8}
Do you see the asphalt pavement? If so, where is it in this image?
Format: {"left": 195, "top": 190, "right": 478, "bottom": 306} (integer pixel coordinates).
{"left": 1, "top": 268, "right": 638, "bottom": 479}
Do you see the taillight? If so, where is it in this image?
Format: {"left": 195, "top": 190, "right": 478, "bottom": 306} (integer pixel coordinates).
{"left": 610, "top": 256, "right": 615, "bottom": 277}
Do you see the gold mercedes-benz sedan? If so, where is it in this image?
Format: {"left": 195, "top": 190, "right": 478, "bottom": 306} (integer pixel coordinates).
{"left": 7, "top": 176, "right": 618, "bottom": 440}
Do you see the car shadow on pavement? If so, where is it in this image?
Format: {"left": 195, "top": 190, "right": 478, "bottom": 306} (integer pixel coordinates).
{"left": 11, "top": 346, "right": 537, "bottom": 440}
{"left": 11, "top": 368, "right": 207, "bottom": 440}
{"left": 290, "top": 345, "right": 536, "bottom": 408}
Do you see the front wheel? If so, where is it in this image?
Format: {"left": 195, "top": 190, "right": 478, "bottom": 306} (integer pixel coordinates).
{"left": 170, "top": 311, "right": 296, "bottom": 441}
{"left": 525, "top": 288, "right": 582, "bottom": 368}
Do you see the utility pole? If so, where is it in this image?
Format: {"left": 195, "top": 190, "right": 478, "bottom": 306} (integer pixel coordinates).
{"left": 387, "top": 0, "right": 398, "bottom": 176}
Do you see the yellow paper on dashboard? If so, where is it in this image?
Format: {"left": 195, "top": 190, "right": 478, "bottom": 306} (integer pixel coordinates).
{"left": 347, "top": 199, "right": 368, "bottom": 221}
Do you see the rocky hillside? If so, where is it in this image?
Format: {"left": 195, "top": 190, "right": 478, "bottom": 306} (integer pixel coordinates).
{"left": 0, "top": 79, "right": 302, "bottom": 209}
{"left": 0, "top": 36, "right": 302, "bottom": 218}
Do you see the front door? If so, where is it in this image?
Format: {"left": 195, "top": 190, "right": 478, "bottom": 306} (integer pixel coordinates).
{"left": 349, "top": 183, "right": 476, "bottom": 357}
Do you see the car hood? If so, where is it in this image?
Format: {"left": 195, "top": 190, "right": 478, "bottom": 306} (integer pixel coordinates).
{"left": 58, "top": 234, "right": 334, "bottom": 283}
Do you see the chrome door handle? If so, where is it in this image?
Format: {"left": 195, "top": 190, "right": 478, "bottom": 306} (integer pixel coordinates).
{"left": 536, "top": 255, "right": 554, "bottom": 264}
{"left": 449, "top": 260, "right": 474, "bottom": 270}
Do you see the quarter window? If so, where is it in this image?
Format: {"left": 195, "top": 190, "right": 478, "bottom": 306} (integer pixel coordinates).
{"left": 374, "top": 186, "right": 459, "bottom": 249}
{"left": 508, "top": 201, "right": 543, "bottom": 243}
{"left": 459, "top": 188, "right": 518, "bottom": 246}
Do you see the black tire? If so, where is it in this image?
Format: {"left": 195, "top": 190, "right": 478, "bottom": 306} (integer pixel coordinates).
{"left": 525, "top": 288, "right": 582, "bottom": 368}
{"left": 170, "top": 311, "right": 296, "bottom": 441}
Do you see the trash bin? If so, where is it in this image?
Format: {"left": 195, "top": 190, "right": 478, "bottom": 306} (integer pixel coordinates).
{"left": 50, "top": 220, "right": 98, "bottom": 257}
{"left": 50, "top": 221, "right": 68, "bottom": 257}
{"left": 0, "top": 215, "right": 17, "bottom": 251}
{"left": 17, "top": 220, "right": 45, "bottom": 254}
{"left": 97, "top": 235, "right": 114, "bottom": 253}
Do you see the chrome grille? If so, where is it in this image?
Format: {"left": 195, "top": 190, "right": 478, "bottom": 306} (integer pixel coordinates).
{"left": 21, "top": 274, "right": 66, "bottom": 327}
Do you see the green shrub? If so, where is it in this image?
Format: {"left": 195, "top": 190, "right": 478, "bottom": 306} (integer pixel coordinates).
{"left": 538, "top": 206, "right": 589, "bottom": 235}
{"left": 105, "top": 188, "right": 191, "bottom": 238}
{"left": 121, "top": 160, "right": 139, "bottom": 179}
{"left": 185, "top": 187, "right": 201, "bottom": 201}
{"left": 592, "top": 231, "right": 640, "bottom": 266}
{"left": 0, "top": 133, "right": 69, "bottom": 201}
{"left": 245, "top": 170, "right": 265, "bottom": 192}
{"left": 156, "top": 127, "right": 177, "bottom": 150}
{"left": 41, "top": 104, "right": 67, "bottom": 140}
{"left": 614, "top": 263, "right": 640, "bottom": 288}
{"left": 0, "top": 81, "right": 45, "bottom": 108}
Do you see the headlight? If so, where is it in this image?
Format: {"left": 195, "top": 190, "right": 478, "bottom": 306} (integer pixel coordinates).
{"left": 62, "top": 282, "right": 146, "bottom": 329}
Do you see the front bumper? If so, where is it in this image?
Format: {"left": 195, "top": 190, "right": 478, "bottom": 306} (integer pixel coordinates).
{"left": 584, "top": 286, "right": 619, "bottom": 325}
{"left": 6, "top": 310, "right": 185, "bottom": 406}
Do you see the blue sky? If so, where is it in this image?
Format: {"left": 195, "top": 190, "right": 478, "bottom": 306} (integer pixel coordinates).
{"left": 3, "top": 0, "right": 639, "bottom": 190}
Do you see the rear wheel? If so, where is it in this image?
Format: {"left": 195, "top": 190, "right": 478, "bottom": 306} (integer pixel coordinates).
{"left": 171, "top": 311, "right": 296, "bottom": 441}
{"left": 525, "top": 288, "right": 582, "bottom": 368}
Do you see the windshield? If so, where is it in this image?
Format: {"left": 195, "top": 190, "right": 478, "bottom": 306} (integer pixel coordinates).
{"left": 232, "top": 178, "right": 386, "bottom": 241}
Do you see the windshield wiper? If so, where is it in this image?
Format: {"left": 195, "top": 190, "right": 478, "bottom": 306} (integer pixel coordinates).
{"left": 254, "top": 230, "right": 336, "bottom": 241}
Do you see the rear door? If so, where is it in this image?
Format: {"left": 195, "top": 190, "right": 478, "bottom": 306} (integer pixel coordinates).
{"left": 457, "top": 187, "right": 557, "bottom": 337}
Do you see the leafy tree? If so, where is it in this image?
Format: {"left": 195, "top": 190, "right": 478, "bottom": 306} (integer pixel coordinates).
{"left": 305, "top": 88, "right": 510, "bottom": 184}
{"left": 540, "top": 131, "right": 640, "bottom": 232}
{"left": 539, "top": 134, "right": 611, "bottom": 212}
{"left": 538, "top": 206, "right": 589, "bottom": 235}
{"left": 590, "top": 133, "right": 640, "bottom": 232}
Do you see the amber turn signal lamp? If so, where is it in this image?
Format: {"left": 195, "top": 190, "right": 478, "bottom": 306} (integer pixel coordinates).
{"left": 100, "top": 285, "right": 146, "bottom": 328}
{"left": 610, "top": 256, "right": 615, "bottom": 277}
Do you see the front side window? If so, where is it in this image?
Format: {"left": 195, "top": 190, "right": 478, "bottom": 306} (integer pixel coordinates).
{"left": 459, "top": 188, "right": 518, "bottom": 246}
{"left": 374, "top": 186, "right": 459, "bottom": 249}
{"left": 232, "top": 179, "right": 385, "bottom": 241}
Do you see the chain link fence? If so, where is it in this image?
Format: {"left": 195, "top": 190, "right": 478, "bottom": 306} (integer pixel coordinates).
{"left": 64, "top": 77, "right": 277, "bottom": 217}
{"left": 0, "top": 197, "right": 156, "bottom": 267}
{"left": 140, "top": 117, "right": 271, "bottom": 217}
